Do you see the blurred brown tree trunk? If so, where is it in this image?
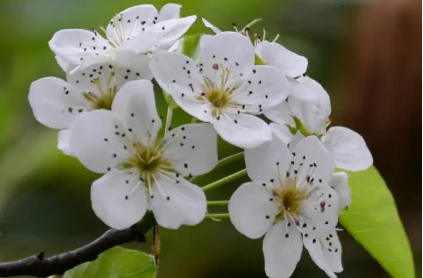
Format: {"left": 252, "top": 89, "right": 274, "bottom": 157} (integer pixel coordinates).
{"left": 339, "top": 0, "right": 421, "bottom": 255}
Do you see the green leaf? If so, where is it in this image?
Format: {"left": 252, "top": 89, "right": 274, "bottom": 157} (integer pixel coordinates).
{"left": 254, "top": 54, "right": 265, "bottom": 65}
{"left": 63, "top": 247, "right": 157, "bottom": 278}
{"left": 340, "top": 166, "right": 414, "bottom": 278}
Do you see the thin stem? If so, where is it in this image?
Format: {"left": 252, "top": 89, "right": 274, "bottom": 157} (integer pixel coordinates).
{"left": 216, "top": 152, "right": 244, "bottom": 169}
{"left": 205, "top": 213, "right": 230, "bottom": 219}
{"left": 201, "top": 169, "right": 247, "bottom": 192}
{"left": 207, "top": 200, "right": 229, "bottom": 206}
{"left": 153, "top": 224, "right": 160, "bottom": 268}
{"left": 190, "top": 152, "right": 244, "bottom": 183}
{"left": 164, "top": 106, "right": 173, "bottom": 135}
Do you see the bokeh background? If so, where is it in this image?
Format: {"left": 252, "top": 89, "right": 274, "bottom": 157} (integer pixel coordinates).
{"left": 0, "top": 0, "right": 421, "bottom": 277}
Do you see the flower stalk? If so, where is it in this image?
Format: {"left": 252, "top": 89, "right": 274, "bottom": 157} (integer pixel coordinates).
{"left": 206, "top": 213, "right": 230, "bottom": 219}
{"left": 202, "top": 169, "right": 247, "bottom": 191}
{"left": 207, "top": 200, "right": 229, "bottom": 206}
{"left": 190, "top": 152, "right": 244, "bottom": 183}
{"left": 164, "top": 106, "right": 174, "bottom": 135}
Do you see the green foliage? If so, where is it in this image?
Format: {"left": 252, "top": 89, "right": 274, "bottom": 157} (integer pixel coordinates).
{"left": 182, "top": 34, "right": 201, "bottom": 59}
{"left": 340, "top": 166, "right": 415, "bottom": 278}
{"left": 63, "top": 247, "right": 157, "bottom": 278}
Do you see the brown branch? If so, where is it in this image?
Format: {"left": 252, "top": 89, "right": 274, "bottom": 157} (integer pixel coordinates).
{"left": 0, "top": 223, "right": 149, "bottom": 277}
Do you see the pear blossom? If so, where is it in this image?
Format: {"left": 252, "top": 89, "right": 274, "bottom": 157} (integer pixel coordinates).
{"left": 229, "top": 135, "right": 340, "bottom": 278}
{"left": 330, "top": 172, "right": 351, "bottom": 212}
{"left": 201, "top": 19, "right": 315, "bottom": 105}
{"left": 49, "top": 4, "right": 196, "bottom": 74}
{"left": 305, "top": 228, "right": 344, "bottom": 277}
{"left": 255, "top": 40, "right": 308, "bottom": 80}
{"left": 68, "top": 80, "right": 218, "bottom": 229}
{"left": 267, "top": 76, "right": 373, "bottom": 172}
{"left": 200, "top": 18, "right": 259, "bottom": 47}
{"left": 29, "top": 61, "right": 145, "bottom": 155}
{"left": 150, "top": 32, "right": 289, "bottom": 149}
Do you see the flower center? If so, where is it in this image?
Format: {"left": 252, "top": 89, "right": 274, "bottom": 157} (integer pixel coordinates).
{"left": 84, "top": 78, "right": 118, "bottom": 110}
{"left": 122, "top": 142, "right": 172, "bottom": 185}
{"left": 207, "top": 89, "right": 230, "bottom": 109}
{"left": 201, "top": 67, "right": 235, "bottom": 117}
{"left": 272, "top": 180, "right": 308, "bottom": 220}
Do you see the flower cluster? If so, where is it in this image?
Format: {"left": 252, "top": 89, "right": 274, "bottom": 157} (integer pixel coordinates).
{"left": 28, "top": 3, "right": 372, "bottom": 278}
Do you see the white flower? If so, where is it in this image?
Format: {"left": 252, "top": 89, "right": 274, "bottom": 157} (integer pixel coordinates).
{"left": 305, "top": 228, "right": 344, "bottom": 277}
{"left": 68, "top": 80, "right": 218, "bottom": 230}
{"left": 255, "top": 40, "right": 308, "bottom": 80}
{"left": 49, "top": 4, "right": 196, "bottom": 74}
{"left": 201, "top": 19, "right": 315, "bottom": 104}
{"left": 267, "top": 76, "right": 373, "bottom": 172}
{"left": 29, "top": 61, "right": 148, "bottom": 155}
{"left": 229, "top": 135, "right": 340, "bottom": 278}
{"left": 150, "top": 32, "right": 289, "bottom": 149}
{"left": 329, "top": 172, "right": 351, "bottom": 213}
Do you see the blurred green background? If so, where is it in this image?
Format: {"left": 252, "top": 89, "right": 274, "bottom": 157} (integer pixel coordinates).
{"left": 0, "top": 0, "right": 421, "bottom": 277}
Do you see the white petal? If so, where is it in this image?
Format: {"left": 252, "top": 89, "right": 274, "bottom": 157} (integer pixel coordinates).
{"left": 69, "top": 110, "right": 132, "bottom": 173}
{"left": 112, "top": 80, "right": 162, "bottom": 144}
{"left": 120, "top": 32, "right": 162, "bottom": 55}
{"left": 91, "top": 170, "right": 147, "bottom": 229}
{"left": 288, "top": 76, "right": 331, "bottom": 134}
{"left": 67, "top": 62, "right": 112, "bottom": 92}
{"left": 199, "top": 34, "right": 213, "bottom": 50}
{"left": 150, "top": 173, "right": 207, "bottom": 229}
{"left": 200, "top": 32, "right": 255, "bottom": 86}
{"left": 330, "top": 172, "right": 351, "bottom": 212}
{"left": 291, "top": 136, "right": 334, "bottom": 188}
{"left": 255, "top": 41, "right": 308, "bottom": 78}
{"left": 263, "top": 220, "right": 303, "bottom": 278}
{"left": 110, "top": 49, "right": 153, "bottom": 81}
{"left": 167, "top": 38, "right": 182, "bottom": 52}
{"left": 322, "top": 127, "right": 373, "bottom": 172}
{"left": 163, "top": 123, "right": 218, "bottom": 176}
{"left": 49, "top": 29, "right": 109, "bottom": 67}
{"left": 106, "top": 5, "right": 158, "bottom": 44}
{"left": 201, "top": 18, "right": 222, "bottom": 34}
{"left": 29, "top": 77, "right": 91, "bottom": 129}
{"left": 57, "top": 129, "right": 74, "bottom": 156}
{"left": 301, "top": 186, "right": 339, "bottom": 237}
{"left": 303, "top": 234, "right": 337, "bottom": 278}
{"left": 269, "top": 122, "right": 294, "bottom": 145}
{"left": 149, "top": 16, "right": 197, "bottom": 50}
{"left": 289, "top": 77, "right": 318, "bottom": 102}
{"left": 169, "top": 85, "right": 213, "bottom": 122}
{"left": 288, "top": 131, "right": 306, "bottom": 151}
{"left": 213, "top": 112, "right": 272, "bottom": 149}
{"left": 264, "top": 100, "right": 294, "bottom": 126}
{"left": 158, "top": 3, "right": 181, "bottom": 21}
{"left": 150, "top": 50, "right": 212, "bottom": 122}
{"left": 150, "top": 49, "right": 203, "bottom": 93}
{"left": 231, "top": 65, "right": 289, "bottom": 113}
{"left": 245, "top": 131, "right": 292, "bottom": 183}
{"left": 55, "top": 55, "right": 74, "bottom": 73}
{"left": 229, "top": 182, "right": 278, "bottom": 239}
{"left": 321, "top": 231, "right": 343, "bottom": 273}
